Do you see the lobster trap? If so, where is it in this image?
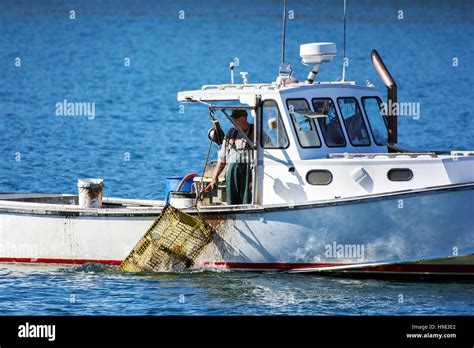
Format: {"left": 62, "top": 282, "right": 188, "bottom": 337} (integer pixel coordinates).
{"left": 120, "top": 205, "right": 215, "bottom": 272}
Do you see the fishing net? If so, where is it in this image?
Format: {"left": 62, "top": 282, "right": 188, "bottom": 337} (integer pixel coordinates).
{"left": 120, "top": 205, "right": 215, "bottom": 272}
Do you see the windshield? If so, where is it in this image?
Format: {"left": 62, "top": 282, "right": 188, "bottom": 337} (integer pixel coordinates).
{"left": 287, "top": 99, "right": 321, "bottom": 148}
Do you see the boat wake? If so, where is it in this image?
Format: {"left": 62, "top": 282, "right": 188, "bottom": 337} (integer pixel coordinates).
{"left": 60, "top": 262, "right": 118, "bottom": 274}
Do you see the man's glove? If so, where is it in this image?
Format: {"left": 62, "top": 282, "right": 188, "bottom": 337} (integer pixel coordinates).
{"left": 204, "top": 177, "right": 219, "bottom": 192}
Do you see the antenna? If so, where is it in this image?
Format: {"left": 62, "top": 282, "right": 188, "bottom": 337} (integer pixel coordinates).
{"left": 278, "top": 0, "right": 293, "bottom": 85}
{"left": 342, "top": 0, "right": 347, "bottom": 81}
{"left": 281, "top": 0, "right": 287, "bottom": 64}
{"left": 229, "top": 61, "right": 235, "bottom": 84}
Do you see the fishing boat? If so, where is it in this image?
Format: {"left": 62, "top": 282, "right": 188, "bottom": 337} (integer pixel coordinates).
{"left": 1, "top": 0, "right": 473, "bottom": 276}
{"left": 1, "top": 40, "right": 473, "bottom": 276}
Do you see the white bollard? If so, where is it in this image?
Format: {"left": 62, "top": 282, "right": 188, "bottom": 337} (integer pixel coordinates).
{"left": 77, "top": 179, "right": 103, "bottom": 208}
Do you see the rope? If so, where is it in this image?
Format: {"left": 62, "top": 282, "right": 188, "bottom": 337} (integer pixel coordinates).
{"left": 195, "top": 138, "right": 213, "bottom": 207}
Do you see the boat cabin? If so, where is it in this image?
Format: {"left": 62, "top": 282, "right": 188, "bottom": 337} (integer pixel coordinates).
{"left": 178, "top": 82, "right": 391, "bottom": 206}
{"left": 177, "top": 43, "right": 472, "bottom": 208}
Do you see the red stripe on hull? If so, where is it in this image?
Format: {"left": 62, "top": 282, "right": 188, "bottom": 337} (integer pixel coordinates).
{"left": 355, "top": 264, "right": 474, "bottom": 274}
{"left": 0, "top": 257, "right": 122, "bottom": 265}
{"left": 202, "top": 262, "right": 474, "bottom": 274}
{"left": 0, "top": 258, "right": 472, "bottom": 274}
{"left": 202, "top": 262, "right": 346, "bottom": 270}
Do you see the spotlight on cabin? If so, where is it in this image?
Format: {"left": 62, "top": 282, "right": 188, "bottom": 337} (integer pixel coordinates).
{"left": 278, "top": 63, "right": 293, "bottom": 85}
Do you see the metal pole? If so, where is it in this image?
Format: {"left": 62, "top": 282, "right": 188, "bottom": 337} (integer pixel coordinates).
{"left": 251, "top": 103, "right": 260, "bottom": 205}
{"left": 371, "top": 50, "right": 398, "bottom": 147}
{"left": 220, "top": 109, "right": 256, "bottom": 148}
{"left": 342, "top": 0, "right": 347, "bottom": 81}
{"left": 281, "top": 0, "right": 287, "bottom": 64}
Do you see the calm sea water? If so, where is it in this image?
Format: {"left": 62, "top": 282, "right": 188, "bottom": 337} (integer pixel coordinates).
{"left": 0, "top": 0, "right": 473, "bottom": 315}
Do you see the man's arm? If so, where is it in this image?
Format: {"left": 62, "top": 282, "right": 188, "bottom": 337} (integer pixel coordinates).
{"left": 205, "top": 160, "right": 225, "bottom": 191}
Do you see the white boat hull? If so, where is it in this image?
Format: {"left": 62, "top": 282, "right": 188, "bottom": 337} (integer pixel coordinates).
{"left": 0, "top": 214, "right": 156, "bottom": 264}
{"left": 0, "top": 184, "right": 473, "bottom": 275}
{"left": 197, "top": 184, "right": 474, "bottom": 275}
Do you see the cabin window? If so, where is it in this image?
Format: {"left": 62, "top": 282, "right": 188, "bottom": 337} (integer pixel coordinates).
{"left": 362, "top": 97, "right": 388, "bottom": 146}
{"left": 387, "top": 168, "right": 413, "bottom": 181}
{"left": 261, "top": 100, "right": 289, "bottom": 149}
{"left": 286, "top": 99, "right": 321, "bottom": 148}
{"left": 311, "top": 98, "right": 346, "bottom": 147}
{"left": 306, "top": 170, "right": 333, "bottom": 185}
{"left": 337, "top": 97, "right": 371, "bottom": 146}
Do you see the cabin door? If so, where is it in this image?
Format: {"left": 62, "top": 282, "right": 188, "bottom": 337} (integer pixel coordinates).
{"left": 256, "top": 99, "right": 294, "bottom": 205}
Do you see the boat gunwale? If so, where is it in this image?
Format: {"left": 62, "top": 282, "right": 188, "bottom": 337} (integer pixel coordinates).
{"left": 0, "top": 182, "right": 472, "bottom": 217}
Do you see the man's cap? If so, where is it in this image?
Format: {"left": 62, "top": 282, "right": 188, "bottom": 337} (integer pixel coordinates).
{"left": 230, "top": 110, "right": 248, "bottom": 119}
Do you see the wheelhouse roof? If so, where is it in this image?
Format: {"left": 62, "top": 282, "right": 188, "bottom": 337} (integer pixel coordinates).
{"left": 177, "top": 81, "right": 383, "bottom": 104}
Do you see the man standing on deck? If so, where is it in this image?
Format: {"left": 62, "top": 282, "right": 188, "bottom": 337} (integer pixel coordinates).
{"left": 205, "top": 109, "right": 254, "bottom": 205}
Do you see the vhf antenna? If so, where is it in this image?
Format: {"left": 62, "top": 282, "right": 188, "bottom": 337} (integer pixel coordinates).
{"left": 278, "top": 0, "right": 293, "bottom": 85}
{"left": 281, "top": 0, "right": 287, "bottom": 64}
{"left": 342, "top": 0, "right": 347, "bottom": 81}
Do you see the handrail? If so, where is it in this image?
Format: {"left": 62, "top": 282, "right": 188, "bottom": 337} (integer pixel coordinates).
{"left": 450, "top": 151, "right": 474, "bottom": 157}
{"left": 328, "top": 152, "right": 438, "bottom": 159}
{"left": 201, "top": 84, "right": 275, "bottom": 91}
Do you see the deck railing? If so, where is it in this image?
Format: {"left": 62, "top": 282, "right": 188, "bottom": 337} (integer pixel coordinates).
{"left": 327, "top": 152, "right": 438, "bottom": 159}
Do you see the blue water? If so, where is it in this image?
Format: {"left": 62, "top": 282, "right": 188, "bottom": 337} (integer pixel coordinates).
{"left": 0, "top": 0, "right": 473, "bottom": 315}
{"left": 1, "top": 263, "right": 473, "bottom": 315}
